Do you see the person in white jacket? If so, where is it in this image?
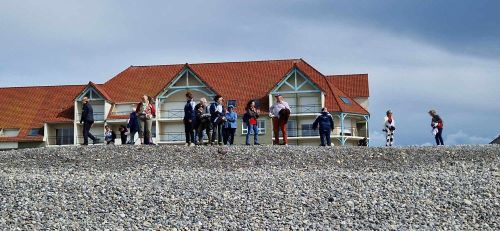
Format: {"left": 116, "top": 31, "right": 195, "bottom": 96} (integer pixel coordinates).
{"left": 383, "top": 110, "right": 396, "bottom": 146}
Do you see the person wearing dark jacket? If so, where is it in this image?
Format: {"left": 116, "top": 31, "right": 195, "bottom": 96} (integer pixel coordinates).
{"left": 183, "top": 92, "right": 197, "bottom": 146}
{"left": 80, "top": 97, "right": 99, "bottom": 145}
{"left": 429, "top": 109, "right": 444, "bottom": 145}
{"left": 127, "top": 104, "right": 140, "bottom": 144}
{"left": 210, "top": 95, "right": 226, "bottom": 145}
{"left": 118, "top": 125, "right": 128, "bottom": 145}
{"left": 104, "top": 125, "right": 117, "bottom": 145}
{"left": 243, "top": 100, "right": 261, "bottom": 145}
{"left": 312, "top": 107, "right": 334, "bottom": 146}
{"left": 196, "top": 98, "right": 212, "bottom": 145}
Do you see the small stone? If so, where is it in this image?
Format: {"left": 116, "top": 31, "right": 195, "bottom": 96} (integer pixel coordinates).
{"left": 463, "top": 199, "right": 472, "bottom": 206}
{"left": 347, "top": 201, "right": 354, "bottom": 207}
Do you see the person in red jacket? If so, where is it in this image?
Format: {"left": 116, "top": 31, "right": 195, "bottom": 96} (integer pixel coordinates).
{"left": 429, "top": 109, "right": 444, "bottom": 145}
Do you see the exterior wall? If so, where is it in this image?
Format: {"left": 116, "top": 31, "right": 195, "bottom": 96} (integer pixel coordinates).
{"left": 104, "top": 101, "right": 112, "bottom": 121}
{"left": 46, "top": 123, "right": 75, "bottom": 145}
{"left": 158, "top": 121, "right": 184, "bottom": 143}
{"left": 0, "top": 142, "right": 18, "bottom": 150}
{"left": 18, "top": 141, "right": 45, "bottom": 149}
{"left": 354, "top": 97, "right": 369, "bottom": 111}
{"left": 277, "top": 93, "right": 322, "bottom": 115}
{"left": 159, "top": 90, "right": 211, "bottom": 119}
{"left": 234, "top": 117, "right": 272, "bottom": 145}
{"left": 75, "top": 123, "right": 104, "bottom": 144}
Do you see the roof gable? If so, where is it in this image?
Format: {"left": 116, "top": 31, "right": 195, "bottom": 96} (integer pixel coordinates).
{"left": 75, "top": 81, "right": 112, "bottom": 102}
{"left": 271, "top": 67, "right": 322, "bottom": 94}
{"left": 157, "top": 65, "right": 217, "bottom": 99}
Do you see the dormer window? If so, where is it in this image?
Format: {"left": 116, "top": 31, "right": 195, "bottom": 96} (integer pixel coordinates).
{"left": 227, "top": 100, "right": 237, "bottom": 108}
{"left": 340, "top": 96, "right": 351, "bottom": 105}
{"left": 28, "top": 128, "right": 43, "bottom": 136}
{"left": 0, "top": 128, "right": 20, "bottom": 137}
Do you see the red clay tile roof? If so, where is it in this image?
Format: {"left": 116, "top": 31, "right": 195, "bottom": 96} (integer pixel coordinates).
{"left": 102, "top": 64, "right": 185, "bottom": 102}
{"left": 98, "top": 59, "right": 368, "bottom": 115}
{"left": 326, "top": 74, "right": 369, "bottom": 97}
{"left": 0, "top": 85, "right": 85, "bottom": 142}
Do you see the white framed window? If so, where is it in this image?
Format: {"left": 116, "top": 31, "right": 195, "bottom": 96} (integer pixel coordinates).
{"left": 242, "top": 119, "right": 266, "bottom": 135}
{"left": 55, "top": 128, "right": 74, "bottom": 145}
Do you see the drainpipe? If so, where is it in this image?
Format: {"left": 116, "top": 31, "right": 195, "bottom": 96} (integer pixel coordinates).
{"left": 74, "top": 100, "right": 78, "bottom": 145}
{"left": 156, "top": 98, "right": 160, "bottom": 143}
{"left": 340, "top": 113, "right": 345, "bottom": 145}
{"left": 364, "top": 115, "right": 370, "bottom": 146}
{"left": 269, "top": 94, "right": 273, "bottom": 144}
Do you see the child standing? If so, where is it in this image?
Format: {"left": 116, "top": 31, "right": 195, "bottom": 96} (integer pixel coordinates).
{"left": 383, "top": 110, "right": 396, "bottom": 146}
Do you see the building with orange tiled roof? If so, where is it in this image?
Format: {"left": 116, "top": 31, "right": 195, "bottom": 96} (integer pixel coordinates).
{"left": 0, "top": 59, "right": 370, "bottom": 149}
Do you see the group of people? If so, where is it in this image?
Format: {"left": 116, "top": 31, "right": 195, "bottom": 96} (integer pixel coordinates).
{"left": 183, "top": 93, "right": 239, "bottom": 146}
{"left": 80, "top": 93, "right": 446, "bottom": 147}
{"left": 182, "top": 92, "right": 292, "bottom": 146}
{"left": 181, "top": 92, "right": 337, "bottom": 146}
{"left": 383, "top": 109, "right": 445, "bottom": 147}
{"left": 80, "top": 95, "right": 156, "bottom": 145}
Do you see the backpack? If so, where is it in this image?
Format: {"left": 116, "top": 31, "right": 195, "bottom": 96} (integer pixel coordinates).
{"left": 242, "top": 111, "right": 250, "bottom": 124}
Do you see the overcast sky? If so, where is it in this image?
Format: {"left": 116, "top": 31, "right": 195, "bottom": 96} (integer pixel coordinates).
{"left": 1, "top": 0, "right": 499, "bottom": 146}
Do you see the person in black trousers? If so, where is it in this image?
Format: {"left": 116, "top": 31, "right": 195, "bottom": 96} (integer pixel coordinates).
{"left": 183, "top": 92, "right": 196, "bottom": 146}
{"left": 429, "top": 109, "right": 445, "bottom": 145}
{"left": 312, "top": 107, "right": 334, "bottom": 146}
{"left": 80, "top": 97, "right": 99, "bottom": 145}
{"left": 118, "top": 125, "right": 128, "bottom": 145}
{"left": 210, "top": 95, "right": 226, "bottom": 145}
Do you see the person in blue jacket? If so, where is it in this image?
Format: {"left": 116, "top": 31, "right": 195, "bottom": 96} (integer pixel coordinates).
{"left": 223, "top": 105, "right": 238, "bottom": 145}
{"left": 313, "top": 107, "right": 335, "bottom": 146}
{"left": 183, "top": 92, "right": 196, "bottom": 146}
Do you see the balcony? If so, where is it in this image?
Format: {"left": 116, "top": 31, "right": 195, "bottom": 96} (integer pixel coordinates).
{"left": 109, "top": 111, "right": 132, "bottom": 116}
{"left": 288, "top": 104, "right": 322, "bottom": 115}
{"left": 159, "top": 132, "right": 184, "bottom": 142}
{"left": 278, "top": 126, "right": 365, "bottom": 138}
{"left": 159, "top": 109, "right": 184, "bottom": 119}
{"left": 77, "top": 135, "right": 106, "bottom": 144}
{"left": 279, "top": 128, "right": 319, "bottom": 138}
